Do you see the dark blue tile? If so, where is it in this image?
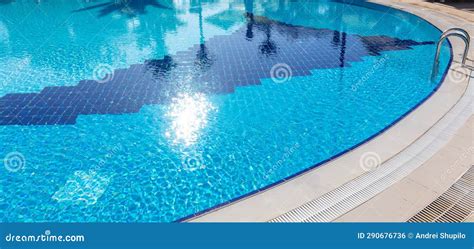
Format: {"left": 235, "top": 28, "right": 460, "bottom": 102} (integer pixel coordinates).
{"left": 0, "top": 15, "right": 434, "bottom": 126}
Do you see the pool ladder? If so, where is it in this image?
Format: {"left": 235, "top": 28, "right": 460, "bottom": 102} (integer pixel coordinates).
{"left": 431, "top": 28, "right": 470, "bottom": 79}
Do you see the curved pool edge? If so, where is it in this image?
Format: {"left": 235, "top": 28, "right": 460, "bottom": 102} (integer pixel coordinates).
{"left": 176, "top": 1, "right": 463, "bottom": 223}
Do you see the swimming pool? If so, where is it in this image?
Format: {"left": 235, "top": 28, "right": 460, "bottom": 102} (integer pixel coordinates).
{"left": 0, "top": 0, "right": 451, "bottom": 222}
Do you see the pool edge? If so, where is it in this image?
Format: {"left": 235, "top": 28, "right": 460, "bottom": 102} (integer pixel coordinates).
{"left": 178, "top": 1, "right": 463, "bottom": 223}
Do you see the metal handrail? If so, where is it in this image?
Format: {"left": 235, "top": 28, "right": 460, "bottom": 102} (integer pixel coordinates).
{"left": 431, "top": 28, "right": 470, "bottom": 79}
{"left": 445, "top": 28, "right": 470, "bottom": 45}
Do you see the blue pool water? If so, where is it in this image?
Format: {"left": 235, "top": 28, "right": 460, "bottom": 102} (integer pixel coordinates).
{"left": 0, "top": 0, "right": 451, "bottom": 222}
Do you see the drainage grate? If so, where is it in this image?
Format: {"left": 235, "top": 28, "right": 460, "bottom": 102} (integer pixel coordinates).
{"left": 268, "top": 162, "right": 414, "bottom": 222}
{"left": 408, "top": 166, "right": 473, "bottom": 223}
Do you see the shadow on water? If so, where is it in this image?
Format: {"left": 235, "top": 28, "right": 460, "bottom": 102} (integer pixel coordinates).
{"left": 0, "top": 0, "right": 15, "bottom": 5}
{"left": 73, "top": 0, "right": 172, "bottom": 17}
{"left": 0, "top": 0, "right": 436, "bottom": 127}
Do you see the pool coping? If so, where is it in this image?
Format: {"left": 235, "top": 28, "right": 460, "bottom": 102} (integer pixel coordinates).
{"left": 336, "top": 115, "right": 473, "bottom": 222}
{"left": 183, "top": 1, "right": 468, "bottom": 222}
{"left": 269, "top": 62, "right": 472, "bottom": 222}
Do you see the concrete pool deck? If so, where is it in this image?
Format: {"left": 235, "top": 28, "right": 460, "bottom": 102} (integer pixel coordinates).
{"left": 188, "top": 0, "right": 473, "bottom": 222}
